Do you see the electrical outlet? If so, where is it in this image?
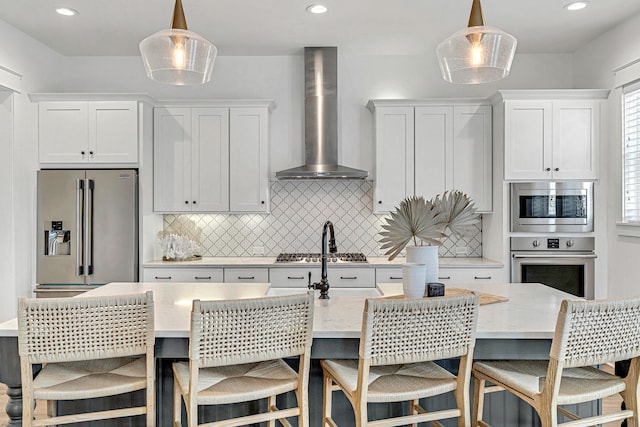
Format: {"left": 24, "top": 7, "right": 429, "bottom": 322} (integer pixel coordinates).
{"left": 253, "top": 246, "right": 265, "bottom": 255}
{"left": 455, "top": 246, "right": 468, "bottom": 256}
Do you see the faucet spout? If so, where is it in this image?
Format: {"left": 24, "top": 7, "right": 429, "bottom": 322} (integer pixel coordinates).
{"left": 309, "top": 220, "right": 337, "bottom": 299}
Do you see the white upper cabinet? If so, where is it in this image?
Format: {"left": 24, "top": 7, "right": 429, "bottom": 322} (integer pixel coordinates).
{"left": 229, "top": 107, "right": 269, "bottom": 212}
{"left": 498, "top": 90, "right": 608, "bottom": 181}
{"left": 37, "top": 100, "right": 138, "bottom": 165}
{"left": 153, "top": 101, "right": 272, "bottom": 213}
{"left": 372, "top": 106, "right": 415, "bottom": 213}
{"left": 368, "top": 100, "right": 492, "bottom": 213}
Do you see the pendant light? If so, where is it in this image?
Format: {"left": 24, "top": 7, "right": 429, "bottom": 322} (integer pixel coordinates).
{"left": 436, "top": 0, "right": 517, "bottom": 84}
{"left": 139, "top": 0, "right": 217, "bottom": 85}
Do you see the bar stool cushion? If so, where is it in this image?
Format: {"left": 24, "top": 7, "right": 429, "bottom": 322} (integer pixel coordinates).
{"left": 33, "top": 357, "right": 147, "bottom": 400}
{"left": 322, "top": 359, "right": 457, "bottom": 403}
{"left": 173, "top": 359, "right": 298, "bottom": 405}
{"left": 473, "top": 359, "right": 626, "bottom": 405}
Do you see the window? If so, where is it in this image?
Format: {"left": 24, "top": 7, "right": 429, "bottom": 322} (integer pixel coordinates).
{"left": 623, "top": 84, "right": 640, "bottom": 222}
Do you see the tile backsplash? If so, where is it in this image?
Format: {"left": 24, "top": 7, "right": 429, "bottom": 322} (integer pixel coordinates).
{"left": 163, "top": 180, "right": 482, "bottom": 257}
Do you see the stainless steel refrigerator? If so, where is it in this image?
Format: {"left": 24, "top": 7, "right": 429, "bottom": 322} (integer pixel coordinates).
{"left": 36, "top": 169, "right": 138, "bottom": 297}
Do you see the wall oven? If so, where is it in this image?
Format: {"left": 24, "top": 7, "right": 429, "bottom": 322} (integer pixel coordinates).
{"left": 511, "top": 182, "right": 593, "bottom": 232}
{"left": 511, "top": 237, "right": 595, "bottom": 299}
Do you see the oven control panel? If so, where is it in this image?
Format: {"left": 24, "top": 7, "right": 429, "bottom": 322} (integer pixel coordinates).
{"left": 511, "top": 236, "right": 595, "bottom": 252}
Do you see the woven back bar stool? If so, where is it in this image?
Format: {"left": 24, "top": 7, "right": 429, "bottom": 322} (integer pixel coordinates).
{"left": 173, "top": 291, "right": 315, "bottom": 427}
{"left": 17, "top": 291, "right": 155, "bottom": 427}
{"left": 321, "top": 292, "right": 480, "bottom": 427}
{"left": 472, "top": 296, "right": 640, "bottom": 427}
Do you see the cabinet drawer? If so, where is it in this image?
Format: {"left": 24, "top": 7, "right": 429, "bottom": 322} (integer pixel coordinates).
{"left": 376, "top": 268, "right": 403, "bottom": 283}
{"left": 437, "top": 269, "right": 499, "bottom": 284}
{"left": 143, "top": 267, "right": 223, "bottom": 282}
{"left": 327, "top": 268, "right": 375, "bottom": 288}
{"left": 270, "top": 268, "right": 318, "bottom": 287}
{"left": 224, "top": 268, "right": 269, "bottom": 283}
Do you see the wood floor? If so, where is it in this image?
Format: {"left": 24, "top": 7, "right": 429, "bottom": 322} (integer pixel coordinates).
{"left": 0, "top": 373, "right": 627, "bottom": 426}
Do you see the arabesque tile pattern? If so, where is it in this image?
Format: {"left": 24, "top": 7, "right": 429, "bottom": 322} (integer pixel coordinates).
{"left": 164, "top": 180, "right": 482, "bottom": 257}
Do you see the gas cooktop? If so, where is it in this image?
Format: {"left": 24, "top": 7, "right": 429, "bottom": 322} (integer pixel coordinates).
{"left": 276, "top": 252, "right": 368, "bottom": 263}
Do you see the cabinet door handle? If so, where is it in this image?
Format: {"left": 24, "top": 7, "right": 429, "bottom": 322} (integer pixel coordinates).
{"left": 261, "top": 201, "right": 265, "bottom": 204}
{"left": 89, "top": 151, "right": 94, "bottom": 155}
{"left": 545, "top": 167, "right": 551, "bottom": 171}
{"left": 154, "top": 276, "right": 172, "bottom": 280}
{"left": 554, "top": 168, "right": 559, "bottom": 171}
{"left": 378, "top": 201, "right": 382, "bottom": 204}
{"left": 287, "top": 276, "right": 304, "bottom": 280}
{"left": 389, "top": 276, "right": 402, "bottom": 280}
{"left": 81, "top": 151, "right": 86, "bottom": 155}
{"left": 194, "top": 276, "right": 212, "bottom": 280}
{"left": 193, "top": 201, "right": 197, "bottom": 204}
{"left": 474, "top": 276, "right": 492, "bottom": 280}
{"left": 438, "top": 276, "right": 451, "bottom": 280}
{"left": 238, "top": 276, "right": 255, "bottom": 280}
{"left": 185, "top": 201, "right": 189, "bottom": 204}
{"left": 340, "top": 276, "right": 358, "bottom": 280}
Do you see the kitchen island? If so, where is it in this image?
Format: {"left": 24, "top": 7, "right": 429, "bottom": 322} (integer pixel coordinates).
{"left": 0, "top": 282, "right": 594, "bottom": 426}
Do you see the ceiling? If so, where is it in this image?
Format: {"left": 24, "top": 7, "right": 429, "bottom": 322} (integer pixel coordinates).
{"left": 2, "top": 0, "right": 640, "bottom": 57}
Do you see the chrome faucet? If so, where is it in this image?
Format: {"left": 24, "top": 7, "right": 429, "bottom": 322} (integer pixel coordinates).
{"left": 308, "top": 220, "right": 337, "bottom": 299}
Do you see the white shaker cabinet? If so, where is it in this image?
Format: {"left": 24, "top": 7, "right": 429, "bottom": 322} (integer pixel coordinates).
{"left": 153, "top": 101, "right": 272, "bottom": 213}
{"left": 498, "top": 90, "right": 608, "bottom": 180}
{"left": 37, "top": 101, "right": 138, "bottom": 165}
{"left": 368, "top": 100, "right": 492, "bottom": 213}
{"left": 229, "top": 107, "right": 269, "bottom": 212}
{"left": 371, "top": 106, "right": 414, "bottom": 213}
{"left": 154, "top": 107, "right": 230, "bottom": 212}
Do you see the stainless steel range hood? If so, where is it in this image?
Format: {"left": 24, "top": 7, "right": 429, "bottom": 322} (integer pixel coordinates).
{"left": 275, "top": 47, "right": 368, "bottom": 179}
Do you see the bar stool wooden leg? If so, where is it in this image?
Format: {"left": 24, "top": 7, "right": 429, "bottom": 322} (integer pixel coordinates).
{"left": 173, "top": 377, "right": 182, "bottom": 427}
{"left": 472, "top": 376, "right": 485, "bottom": 427}
{"left": 267, "top": 395, "right": 276, "bottom": 427}
{"left": 322, "top": 373, "right": 333, "bottom": 427}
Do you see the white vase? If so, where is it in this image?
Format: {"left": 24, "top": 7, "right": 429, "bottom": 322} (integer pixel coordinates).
{"left": 406, "top": 245, "right": 439, "bottom": 285}
{"left": 402, "top": 263, "right": 426, "bottom": 298}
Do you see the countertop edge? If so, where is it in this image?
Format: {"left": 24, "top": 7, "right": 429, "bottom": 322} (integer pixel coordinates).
{"left": 143, "top": 257, "right": 504, "bottom": 269}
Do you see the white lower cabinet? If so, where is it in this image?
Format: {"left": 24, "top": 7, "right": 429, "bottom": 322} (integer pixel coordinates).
{"left": 376, "top": 267, "right": 502, "bottom": 284}
{"left": 143, "top": 267, "right": 224, "bottom": 282}
{"left": 224, "top": 268, "right": 269, "bottom": 283}
{"left": 270, "top": 268, "right": 375, "bottom": 288}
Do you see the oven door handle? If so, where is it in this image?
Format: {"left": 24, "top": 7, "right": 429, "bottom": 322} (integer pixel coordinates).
{"left": 512, "top": 254, "right": 597, "bottom": 259}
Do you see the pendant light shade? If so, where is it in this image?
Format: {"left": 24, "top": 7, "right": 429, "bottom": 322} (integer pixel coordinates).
{"left": 139, "top": 0, "right": 217, "bottom": 85}
{"left": 436, "top": 0, "right": 516, "bottom": 84}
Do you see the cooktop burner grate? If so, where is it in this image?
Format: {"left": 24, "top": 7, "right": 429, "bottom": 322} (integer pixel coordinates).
{"left": 276, "top": 252, "right": 368, "bottom": 263}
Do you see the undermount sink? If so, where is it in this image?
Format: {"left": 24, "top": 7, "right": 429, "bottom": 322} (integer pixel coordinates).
{"left": 266, "top": 287, "right": 382, "bottom": 297}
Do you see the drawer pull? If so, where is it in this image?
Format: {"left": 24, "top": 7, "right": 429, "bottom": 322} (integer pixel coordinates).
{"left": 340, "top": 276, "right": 357, "bottom": 280}
{"left": 195, "top": 276, "right": 212, "bottom": 280}
{"left": 438, "top": 276, "right": 451, "bottom": 280}
{"left": 389, "top": 276, "right": 402, "bottom": 280}
{"left": 474, "top": 276, "right": 492, "bottom": 280}
{"left": 238, "top": 276, "right": 255, "bottom": 280}
{"left": 154, "top": 276, "right": 172, "bottom": 280}
{"left": 287, "top": 276, "right": 304, "bottom": 280}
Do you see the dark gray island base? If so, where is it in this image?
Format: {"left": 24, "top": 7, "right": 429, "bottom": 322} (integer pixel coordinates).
{"left": 0, "top": 336, "right": 598, "bottom": 427}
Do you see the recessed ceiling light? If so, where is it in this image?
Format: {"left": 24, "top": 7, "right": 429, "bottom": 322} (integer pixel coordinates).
{"left": 564, "top": 1, "right": 589, "bottom": 11}
{"left": 306, "top": 4, "right": 328, "bottom": 14}
{"left": 56, "top": 7, "right": 78, "bottom": 16}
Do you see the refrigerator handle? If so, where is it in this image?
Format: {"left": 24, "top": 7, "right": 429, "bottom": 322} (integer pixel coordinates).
{"left": 76, "top": 179, "right": 84, "bottom": 275}
{"left": 86, "top": 179, "right": 94, "bottom": 276}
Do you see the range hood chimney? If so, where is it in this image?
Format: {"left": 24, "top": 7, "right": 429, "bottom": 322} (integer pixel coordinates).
{"left": 275, "top": 47, "right": 368, "bottom": 179}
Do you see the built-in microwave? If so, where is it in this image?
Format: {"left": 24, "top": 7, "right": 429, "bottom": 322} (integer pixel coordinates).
{"left": 510, "top": 182, "right": 593, "bottom": 233}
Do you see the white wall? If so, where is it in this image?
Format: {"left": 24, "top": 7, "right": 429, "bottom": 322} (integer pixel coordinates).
{"left": 0, "top": 18, "right": 64, "bottom": 321}
{"left": 573, "top": 12, "right": 640, "bottom": 298}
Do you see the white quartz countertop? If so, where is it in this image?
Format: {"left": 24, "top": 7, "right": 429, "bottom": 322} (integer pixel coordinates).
{"left": 143, "top": 256, "right": 503, "bottom": 268}
{"left": 0, "top": 282, "right": 573, "bottom": 340}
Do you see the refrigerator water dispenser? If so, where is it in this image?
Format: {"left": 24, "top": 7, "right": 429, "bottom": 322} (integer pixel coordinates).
{"left": 44, "top": 221, "right": 70, "bottom": 256}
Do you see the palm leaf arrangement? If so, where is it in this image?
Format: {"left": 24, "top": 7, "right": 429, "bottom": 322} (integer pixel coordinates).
{"left": 379, "top": 190, "right": 480, "bottom": 260}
